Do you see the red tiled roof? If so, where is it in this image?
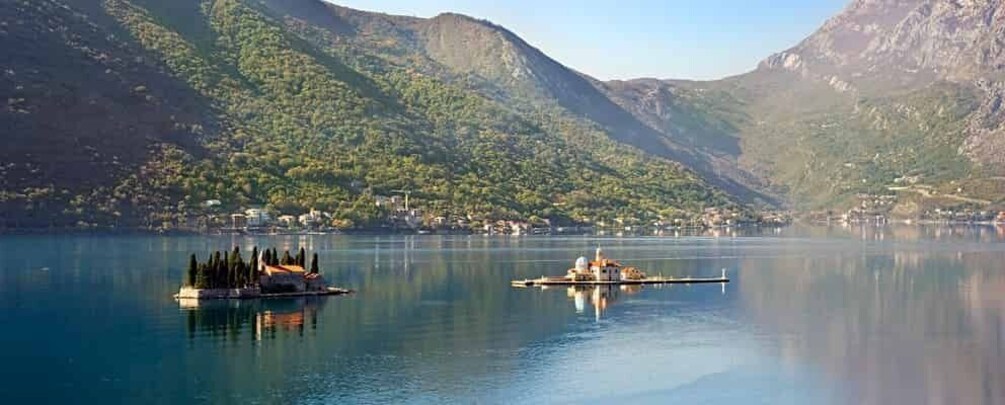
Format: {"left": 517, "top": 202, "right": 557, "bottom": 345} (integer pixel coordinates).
{"left": 265, "top": 265, "right": 306, "bottom": 274}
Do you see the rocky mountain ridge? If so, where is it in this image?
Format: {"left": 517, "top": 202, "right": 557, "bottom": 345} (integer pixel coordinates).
{"left": 597, "top": 0, "right": 1005, "bottom": 209}
{"left": 754, "top": 0, "right": 1005, "bottom": 178}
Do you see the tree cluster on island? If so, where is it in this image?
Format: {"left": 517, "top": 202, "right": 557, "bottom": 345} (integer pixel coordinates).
{"left": 186, "top": 246, "right": 319, "bottom": 289}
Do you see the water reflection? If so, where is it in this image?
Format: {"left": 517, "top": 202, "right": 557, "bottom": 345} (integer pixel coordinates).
{"left": 739, "top": 248, "right": 1005, "bottom": 404}
{"left": 562, "top": 285, "right": 643, "bottom": 320}
{"left": 790, "top": 223, "right": 1005, "bottom": 243}
{"left": 181, "top": 297, "right": 325, "bottom": 342}
{"left": 1, "top": 231, "right": 1003, "bottom": 404}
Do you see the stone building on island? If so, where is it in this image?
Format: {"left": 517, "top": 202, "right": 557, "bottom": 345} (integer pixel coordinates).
{"left": 565, "top": 248, "right": 647, "bottom": 282}
{"left": 175, "top": 247, "right": 345, "bottom": 300}
{"left": 258, "top": 255, "right": 329, "bottom": 294}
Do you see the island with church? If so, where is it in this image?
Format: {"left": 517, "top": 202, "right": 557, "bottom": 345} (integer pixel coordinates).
{"left": 511, "top": 247, "right": 730, "bottom": 287}
{"left": 175, "top": 246, "right": 352, "bottom": 300}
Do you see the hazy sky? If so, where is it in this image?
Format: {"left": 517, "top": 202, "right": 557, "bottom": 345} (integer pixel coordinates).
{"left": 332, "top": 0, "right": 848, "bottom": 81}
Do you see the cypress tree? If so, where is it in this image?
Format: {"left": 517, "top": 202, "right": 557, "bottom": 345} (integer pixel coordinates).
{"left": 297, "top": 247, "right": 306, "bottom": 267}
{"left": 250, "top": 247, "right": 259, "bottom": 285}
{"left": 231, "top": 247, "right": 239, "bottom": 278}
{"left": 187, "top": 254, "right": 198, "bottom": 287}
{"left": 224, "top": 251, "right": 233, "bottom": 288}
{"left": 271, "top": 248, "right": 279, "bottom": 266}
{"left": 262, "top": 249, "right": 271, "bottom": 268}
{"left": 213, "top": 251, "right": 222, "bottom": 289}
{"left": 247, "top": 260, "right": 257, "bottom": 287}
{"left": 195, "top": 263, "right": 208, "bottom": 289}
{"left": 236, "top": 261, "right": 245, "bottom": 288}
{"left": 207, "top": 253, "right": 214, "bottom": 289}
{"left": 310, "top": 253, "right": 318, "bottom": 274}
{"left": 205, "top": 254, "right": 213, "bottom": 289}
{"left": 281, "top": 250, "right": 293, "bottom": 266}
{"left": 232, "top": 248, "right": 243, "bottom": 288}
{"left": 233, "top": 261, "right": 240, "bottom": 288}
{"left": 250, "top": 247, "right": 259, "bottom": 270}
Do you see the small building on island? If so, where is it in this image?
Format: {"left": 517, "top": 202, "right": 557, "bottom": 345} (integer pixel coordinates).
{"left": 566, "top": 248, "right": 646, "bottom": 282}
{"left": 259, "top": 261, "right": 328, "bottom": 294}
{"left": 590, "top": 247, "right": 621, "bottom": 281}
{"left": 514, "top": 247, "right": 727, "bottom": 288}
{"left": 175, "top": 246, "right": 349, "bottom": 300}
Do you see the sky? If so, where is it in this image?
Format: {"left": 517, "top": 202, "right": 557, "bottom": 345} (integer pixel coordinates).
{"left": 332, "top": 0, "right": 848, "bottom": 81}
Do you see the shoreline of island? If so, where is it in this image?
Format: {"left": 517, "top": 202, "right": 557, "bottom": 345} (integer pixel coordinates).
{"left": 174, "top": 246, "right": 353, "bottom": 301}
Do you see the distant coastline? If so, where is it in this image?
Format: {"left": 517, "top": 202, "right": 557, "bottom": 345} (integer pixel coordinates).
{"left": 3, "top": 220, "right": 1003, "bottom": 237}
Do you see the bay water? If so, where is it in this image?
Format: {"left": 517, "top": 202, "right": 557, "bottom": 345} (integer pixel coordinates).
{"left": 0, "top": 226, "right": 1002, "bottom": 404}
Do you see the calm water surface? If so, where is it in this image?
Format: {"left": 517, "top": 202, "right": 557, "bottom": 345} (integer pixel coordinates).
{"left": 0, "top": 226, "right": 1003, "bottom": 404}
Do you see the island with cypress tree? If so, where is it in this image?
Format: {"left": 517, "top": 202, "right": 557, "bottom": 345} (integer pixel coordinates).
{"left": 175, "top": 246, "right": 351, "bottom": 300}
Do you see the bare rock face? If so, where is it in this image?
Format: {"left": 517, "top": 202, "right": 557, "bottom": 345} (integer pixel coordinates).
{"left": 418, "top": 13, "right": 540, "bottom": 86}
{"left": 870, "top": 0, "right": 1005, "bottom": 81}
{"left": 962, "top": 81, "right": 1005, "bottom": 172}
{"left": 760, "top": 0, "right": 921, "bottom": 78}
{"left": 762, "top": 0, "right": 1005, "bottom": 88}
{"left": 757, "top": 0, "right": 1005, "bottom": 172}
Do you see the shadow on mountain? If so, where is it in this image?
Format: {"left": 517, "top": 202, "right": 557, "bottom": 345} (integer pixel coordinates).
{"left": 1, "top": 0, "right": 219, "bottom": 227}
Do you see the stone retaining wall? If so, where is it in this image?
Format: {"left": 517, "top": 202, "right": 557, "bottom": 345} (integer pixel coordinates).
{"left": 175, "top": 287, "right": 261, "bottom": 299}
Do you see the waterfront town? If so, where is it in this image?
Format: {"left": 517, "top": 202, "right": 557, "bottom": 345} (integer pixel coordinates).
{"left": 145, "top": 184, "right": 1005, "bottom": 235}
{"left": 186, "top": 194, "right": 793, "bottom": 235}
{"left": 178, "top": 189, "right": 1005, "bottom": 235}
{"left": 168, "top": 176, "right": 1005, "bottom": 235}
{"left": 805, "top": 192, "right": 1005, "bottom": 226}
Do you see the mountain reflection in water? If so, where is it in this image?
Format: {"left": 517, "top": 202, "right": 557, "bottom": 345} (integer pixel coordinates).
{"left": 738, "top": 239, "right": 1005, "bottom": 404}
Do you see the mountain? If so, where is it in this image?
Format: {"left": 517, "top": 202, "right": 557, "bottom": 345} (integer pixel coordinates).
{"left": 4, "top": 0, "right": 1003, "bottom": 230}
{"left": 0, "top": 0, "right": 739, "bottom": 230}
{"left": 1, "top": 0, "right": 220, "bottom": 227}
{"left": 604, "top": 0, "right": 1005, "bottom": 212}
{"left": 756, "top": 0, "right": 1005, "bottom": 179}
{"left": 317, "top": 3, "right": 776, "bottom": 204}
{"left": 745, "top": 0, "right": 1005, "bottom": 210}
{"left": 761, "top": 0, "right": 1005, "bottom": 88}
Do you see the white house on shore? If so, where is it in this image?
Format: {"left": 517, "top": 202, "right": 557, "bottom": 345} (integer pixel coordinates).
{"left": 245, "top": 208, "right": 270, "bottom": 227}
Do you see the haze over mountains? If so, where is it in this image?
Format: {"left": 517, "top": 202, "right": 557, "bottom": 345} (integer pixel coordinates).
{"left": 2, "top": 0, "right": 1003, "bottom": 229}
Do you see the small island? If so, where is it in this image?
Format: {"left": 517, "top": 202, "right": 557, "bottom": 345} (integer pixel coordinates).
{"left": 511, "top": 247, "right": 729, "bottom": 287}
{"left": 175, "top": 246, "right": 352, "bottom": 300}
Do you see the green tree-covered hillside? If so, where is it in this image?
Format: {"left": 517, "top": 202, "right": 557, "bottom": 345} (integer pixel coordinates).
{"left": 0, "top": 0, "right": 738, "bottom": 230}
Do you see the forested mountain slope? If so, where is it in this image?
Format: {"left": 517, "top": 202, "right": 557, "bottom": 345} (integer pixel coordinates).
{"left": 0, "top": 0, "right": 737, "bottom": 230}
{"left": 316, "top": 2, "right": 777, "bottom": 204}
{"left": 6, "top": 0, "right": 1003, "bottom": 230}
